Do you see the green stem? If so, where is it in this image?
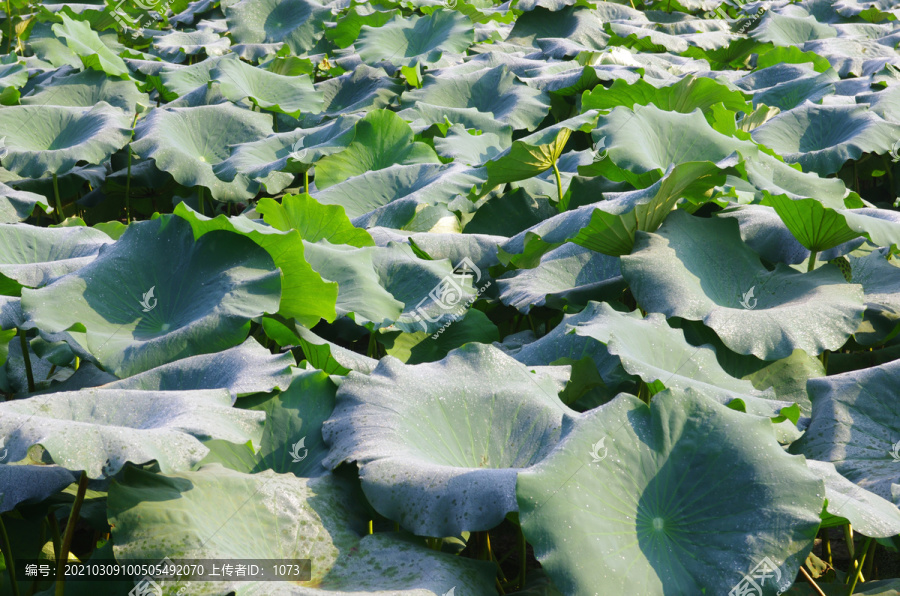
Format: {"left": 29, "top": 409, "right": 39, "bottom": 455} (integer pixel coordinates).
{"left": 18, "top": 331, "right": 34, "bottom": 394}
{"left": 304, "top": 170, "right": 309, "bottom": 194}
{"left": 517, "top": 523, "right": 527, "bottom": 590}
{"left": 125, "top": 113, "right": 138, "bottom": 224}
{"left": 5, "top": 0, "right": 12, "bottom": 54}
{"left": 862, "top": 537, "right": 877, "bottom": 582}
{"left": 51, "top": 174, "right": 63, "bottom": 224}
{"left": 0, "top": 515, "right": 20, "bottom": 596}
{"left": 55, "top": 472, "right": 88, "bottom": 596}
{"left": 367, "top": 330, "right": 377, "bottom": 359}
{"left": 844, "top": 524, "right": 855, "bottom": 561}
{"left": 197, "top": 186, "right": 205, "bottom": 216}
{"left": 806, "top": 250, "right": 818, "bottom": 272}
{"left": 637, "top": 380, "right": 651, "bottom": 404}
{"left": 551, "top": 162, "right": 565, "bottom": 211}
{"left": 47, "top": 514, "right": 61, "bottom": 562}
{"left": 848, "top": 537, "right": 873, "bottom": 593}
{"left": 823, "top": 529, "right": 832, "bottom": 567}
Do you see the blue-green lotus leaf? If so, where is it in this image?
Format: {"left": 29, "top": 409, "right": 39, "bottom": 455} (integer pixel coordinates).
{"left": 109, "top": 465, "right": 497, "bottom": 594}
{"left": 400, "top": 65, "right": 551, "bottom": 132}
{"left": 225, "top": 0, "right": 330, "bottom": 54}
{"left": 0, "top": 223, "right": 112, "bottom": 293}
{"left": 20, "top": 68, "right": 151, "bottom": 114}
{"left": 0, "top": 464, "right": 77, "bottom": 513}
{"left": 751, "top": 102, "right": 900, "bottom": 176}
{"left": 0, "top": 102, "right": 131, "bottom": 180}
{"left": 302, "top": 64, "right": 404, "bottom": 124}
{"left": 21, "top": 216, "right": 281, "bottom": 377}
{"left": 323, "top": 343, "right": 575, "bottom": 536}
{"left": 211, "top": 55, "right": 324, "bottom": 117}
{"left": 791, "top": 357, "right": 900, "bottom": 504}
{"left": 0, "top": 387, "right": 265, "bottom": 478}
{"left": 103, "top": 337, "right": 294, "bottom": 398}
{"left": 621, "top": 210, "right": 865, "bottom": 360}
{"left": 498, "top": 243, "right": 622, "bottom": 314}
{"left": 357, "top": 9, "right": 474, "bottom": 67}
{"left": 51, "top": 14, "right": 128, "bottom": 77}
{"left": 131, "top": 103, "right": 275, "bottom": 201}
{"left": 152, "top": 29, "right": 232, "bottom": 60}
{"left": 0, "top": 182, "right": 48, "bottom": 223}
{"left": 517, "top": 388, "right": 824, "bottom": 596}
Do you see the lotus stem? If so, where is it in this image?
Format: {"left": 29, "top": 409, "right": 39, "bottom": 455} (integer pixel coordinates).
{"left": 198, "top": 186, "right": 205, "bottom": 216}
{"left": 844, "top": 524, "right": 855, "bottom": 560}
{"left": 52, "top": 174, "right": 63, "bottom": 224}
{"left": 823, "top": 529, "right": 832, "bottom": 567}
{"left": 368, "top": 520, "right": 373, "bottom": 534}
{"left": 47, "top": 514, "right": 61, "bottom": 561}
{"left": 0, "top": 515, "right": 20, "bottom": 596}
{"left": 551, "top": 162, "right": 564, "bottom": 210}
{"left": 18, "top": 330, "right": 34, "bottom": 393}
{"left": 848, "top": 537, "right": 873, "bottom": 593}
{"left": 799, "top": 566, "right": 826, "bottom": 596}
{"left": 806, "top": 250, "right": 817, "bottom": 272}
{"left": 125, "top": 113, "right": 138, "bottom": 224}
{"left": 304, "top": 170, "right": 309, "bottom": 194}
{"left": 863, "top": 537, "right": 877, "bottom": 581}
{"left": 55, "top": 471, "right": 88, "bottom": 596}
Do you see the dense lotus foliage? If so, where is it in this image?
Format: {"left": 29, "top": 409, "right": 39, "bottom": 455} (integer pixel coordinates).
{"left": 1, "top": 0, "right": 900, "bottom": 594}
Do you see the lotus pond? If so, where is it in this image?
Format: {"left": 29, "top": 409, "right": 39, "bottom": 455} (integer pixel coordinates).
{"left": 1, "top": 0, "right": 900, "bottom": 594}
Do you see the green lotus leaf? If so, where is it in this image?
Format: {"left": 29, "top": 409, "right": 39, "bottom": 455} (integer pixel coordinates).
{"left": 765, "top": 195, "right": 862, "bottom": 254}
{"left": 212, "top": 114, "right": 360, "bottom": 183}
{"left": 152, "top": 29, "right": 232, "bottom": 60}
{"left": 313, "top": 109, "right": 442, "bottom": 190}
{"left": 21, "top": 216, "right": 281, "bottom": 377}
{"left": 517, "top": 388, "right": 824, "bottom": 595}
{"left": 791, "top": 358, "right": 900, "bottom": 503}
{"left": 807, "top": 459, "right": 900, "bottom": 538}
{"left": 0, "top": 61, "right": 27, "bottom": 93}
{"left": 739, "top": 65, "right": 839, "bottom": 112}
{"left": 498, "top": 243, "right": 622, "bottom": 314}
{"left": 131, "top": 103, "right": 275, "bottom": 201}
{"left": 581, "top": 75, "right": 752, "bottom": 116}
{"left": 400, "top": 65, "right": 551, "bottom": 131}
{"left": 504, "top": 5, "right": 610, "bottom": 48}
{"left": 0, "top": 464, "right": 77, "bottom": 514}
{"left": 0, "top": 102, "right": 131, "bottom": 180}
{"left": 0, "top": 387, "right": 265, "bottom": 478}
{"left": 312, "top": 163, "right": 483, "bottom": 224}
{"left": 0, "top": 223, "right": 112, "bottom": 294}
{"left": 262, "top": 317, "right": 378, "bottom": 375}
{"left": 733, "top": 150, "right": 858, "bottom": 209}
{"left": 802, "top": 37, "right": 897, "bottom": 78}
{"left": 483, "top": 127, "right": 571, "bottom": 189}
{"left": 323, "top": 343, "right": 574, "bottom": 535}
{"left": 200, "top": 367, "right": 336, "bottom": 477}
{"left": 620, "top": 210, "right": 865, "bottom": 360}
{"left": 754, "top": 46, "right": 833, "bottom": 74}
{"left": 357, "top": 9, "right": 474, "bottom": 67}
{"left": 225, "top": 0, "right": 330, "bottom": 54}
{"left": 51, "top": 14, "right": 128, "bottom": 77}
{"left": 20, "top": 68, "right": 151, "bottom": 114}
{"left": 718, "top": 204, "right": 863, "bottom": 266}
{"left": 174, "top": 204, "right": 338, "bottom": 327}
{"left": 377, "top": 308, "right": 500, "bottom": 364}
{"left": 109, "top": 464, "right": 496, "bottom": 594}
{"left": 103, "top": 337, "right": 294, "bottom": 398}
{"left": 257, "top": 193, "right": 374, "bottom": 248}
{"left": 572, "top": 302, "right": 789, "bottom": 415}
{"left": 211, "top": 55, "right": 324, "bottom": 117}
{"left": 579, "top": 104, "right": 756, "bottom": 187}
{"left": 302, "top": 239, "right": 478, "bottom": 332}
{"left": 751, "top": 102, "right": 900, "bottom": 176}
{"left": 326, "top": 4, "right": 399, "bottom": 49}
{"left": 464, "top": 187, "right": 557, "bottom": 237}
